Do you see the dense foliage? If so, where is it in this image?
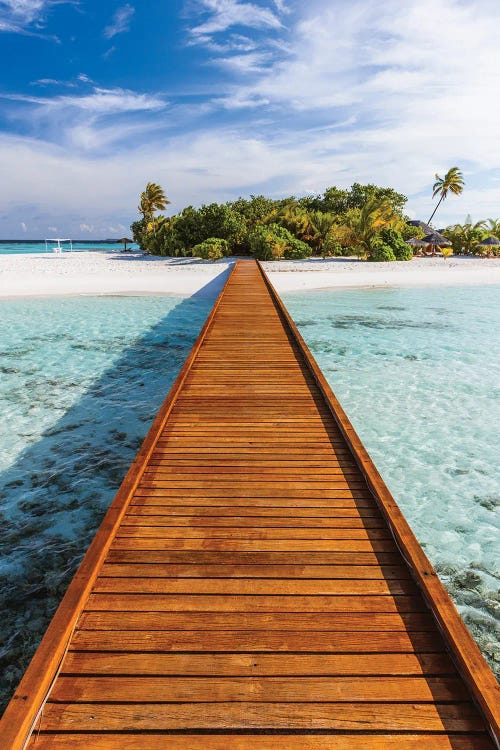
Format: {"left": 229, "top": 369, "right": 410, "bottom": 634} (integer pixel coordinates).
{"left": 248, "top": 224, "right": 312, "bottom": 260}
{"left": 192, "top": 237, "right": 231, "bottom": 261}
{"left": 131, "top": 175, "right": 499, "bottom": 261}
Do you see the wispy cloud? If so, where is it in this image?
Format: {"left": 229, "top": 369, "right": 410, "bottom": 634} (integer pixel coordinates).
{"left": 31, "top": 78, "right": 77, "bottom": 87}
{"left": 189, "top": 0, "right": 283, "bottom": 37}
{"left": 1, "top": 85, "right": 168, "bottom": 154}
{"left": 102, "top": 45, "right": 116, "bottom": 60}
{"left": 4, "top": 86, "right": 166, "bottom": 116}
{"left": 0, "top": 0, "right": 73, "bottom": 38}
{"left": 104, "top": 3, "right": 134, "bottom": 39}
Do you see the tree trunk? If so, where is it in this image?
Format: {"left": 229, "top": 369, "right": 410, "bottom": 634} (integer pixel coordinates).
{"left": 428, "top": 194, "right": 444, "bottom": 225}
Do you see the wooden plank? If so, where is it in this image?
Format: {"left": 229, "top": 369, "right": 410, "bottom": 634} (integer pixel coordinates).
{"left": 124, "top": 505, "right": 382, "bottom": 517}
{"left": 114, "top": 527, "right": 392, "bottom": 539}
{"left": 39, "top": 701, "right": 483, "bottom": 732}
{"left": 99, "top": 563, "right": 410, "bottom": 579}
{"left": 92, "top": 577, "right": 417, "bottom": 596}
{"left": 25, "top": 735, "right": 496, "bottom": 750}
{"left": 49, "top": 676, "right": 470, "bottom": 702}
{"left": 110, "top": 539, "right": 398, "bottom": 551}
{"left": 61, "top": 651, "right": 454, "bottom": 676}
{"left": 70, "top": 629, "right": 443, "bottom": 653}
{"left": 76, "top": 610, "right": 438, "bottom": 632}
{"left": 104, "top": 550, "right": 403, "bottom": 564}
{"left": 84, "top": 593, "right": 426, "bottom": 612}
{"left": 131, "top": 494, "right": 375, "bottom": 506}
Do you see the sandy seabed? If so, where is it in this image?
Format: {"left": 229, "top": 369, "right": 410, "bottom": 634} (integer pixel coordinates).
{"left": 0, "top": 251, "right": 499, "bottom": 298}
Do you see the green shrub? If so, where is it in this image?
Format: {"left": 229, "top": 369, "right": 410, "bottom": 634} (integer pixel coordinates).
{"left": 191, "top": 237, "right": 230, "bottom": 261}
{"left": 283, "top": 238, "right": 312, "bottom": 260}
{"left": 379, "top": 228, "right": 412, "bottom": 261}
{"left": 248, "top": 223, "right": 312, "bottom": 260}
{"left": 248, "top": 226, "right": 283, "bottom": 259}
{"left": 322, "top": 236, "right": 344, "bottom": 257}
{"left": 369, "top": 236, "right": 396, "bottom": 262}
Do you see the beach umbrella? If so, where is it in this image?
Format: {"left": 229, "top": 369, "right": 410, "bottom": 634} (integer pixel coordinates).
{"left": 422, "top": 232, "right": 452, "bottom": 246}
{"left": 407, "top": 220, "right": 434, "bottom": 234}
{"left": 118, "top": 237, "right": 133, "bottom": 251}
{"left": 421, "top": 231, "right": 452, "bottom": 256}
{"left": 476, "top": 236, "right": 500, "bottom": 256}
{"left": 477, "top": 236, "right": 500, "bottom": 247}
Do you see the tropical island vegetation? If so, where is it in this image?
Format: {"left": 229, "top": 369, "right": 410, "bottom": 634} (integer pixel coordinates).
{"left": 131, "top": 170, "right": 500, "bottom": 261}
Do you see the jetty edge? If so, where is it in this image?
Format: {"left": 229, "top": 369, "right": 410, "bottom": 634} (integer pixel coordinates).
{"left": 0, "top": 258, "right": 497, "bottom": 749}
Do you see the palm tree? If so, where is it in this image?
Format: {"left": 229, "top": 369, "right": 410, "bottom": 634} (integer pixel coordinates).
{"left": 428, "top": 167, "right": 464, "bottom": 225}
{"left": 486, "top": 218, "right": 500, "bottom": 239}
{"left": 138, "top": 182, "right": 170, "bottom": 235}
{"left": 445, "top": 219, "right": 486, "bottom": 255}
{"left": 308, "top": 211, "right": 337, "bottom": 252}
{"left": 277, "top": 205, "right": 314, "bottom": 242}
{"left": 342, "top": 197, "right": 401, "bottom": 258}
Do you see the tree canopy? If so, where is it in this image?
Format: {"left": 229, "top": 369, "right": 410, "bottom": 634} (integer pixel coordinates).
{"left": 130, "top": 173, "right": 498, "bottom": 261}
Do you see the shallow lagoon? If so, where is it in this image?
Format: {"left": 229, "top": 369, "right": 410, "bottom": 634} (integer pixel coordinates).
{"left": 0, "top": 282, "right": 498, "bottom": 712}
{"left": 0, "top": 290, "right": 215, "bottom": 710}
{"left": 283, "top": 284, "right": 499, "bottom": 673}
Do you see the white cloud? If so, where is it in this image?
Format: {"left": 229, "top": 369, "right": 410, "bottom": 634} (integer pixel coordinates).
{"left": 190, "top": 0, "right": 283, "bottom": 36}
{"left": 15, "top": 87, "right": 165, "bottom": 115}
{"left": 30, "top": 78, "right": 77, "bottom": 87}
{"left": 2, "top": 0, "right": 500, "bottom": 237}
{"left": 1, "top": 84, "right": 168, "bottom": 158}
{"left": 20, "top": 222, "right": 27, "bottom": 232}
{"left": 79, "top": 223, "right": 94, "bottom": 233}
{"left": 47, "top": 87, "right": 165, "bottom": 115}
{"left": 102, "top": 45, "right": 116, "bottom": 60}
{"left": 193, "top": 32, "right": 258, "bottom": 52}
{"left": 215, "top": 51, "right": 271, "bottom": 73}
{"left": 1, "top": 0, "right": 49, "bottom": 25}
{"left": 0, "top": 0, "right": 73, "bottom": 37}
{"left": 104, "top": 3, "right": 135, "bottom": 39}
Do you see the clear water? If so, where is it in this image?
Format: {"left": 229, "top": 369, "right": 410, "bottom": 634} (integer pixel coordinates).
{"left": 0, "top": 241, "right": 139, "bottom": 255}
{"left": 283, "top": 284, "right": 500, "bottom": 673}
{"left": 0, "top": 291, "right": 216, "bottom": 710}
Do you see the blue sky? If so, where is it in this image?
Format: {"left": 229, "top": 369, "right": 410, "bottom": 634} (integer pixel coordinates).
{"left": 0, "top": 0, "right": 499, "bottom": 238}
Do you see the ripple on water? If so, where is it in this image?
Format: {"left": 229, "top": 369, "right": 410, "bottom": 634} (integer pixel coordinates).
{"left": 0, "top": 294, "right": 213, "bottom": 711}
{"left": 283, "top": 284, "right": 500, "bottom": 676}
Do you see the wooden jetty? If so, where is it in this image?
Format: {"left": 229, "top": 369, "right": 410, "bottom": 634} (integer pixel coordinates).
{"left": 1, "top": 259, "right": 498, "bottom": 748}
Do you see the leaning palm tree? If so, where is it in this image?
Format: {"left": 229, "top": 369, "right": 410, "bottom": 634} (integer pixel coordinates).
{"left": 428, "top": 167, "right": 464, "bottom": 225}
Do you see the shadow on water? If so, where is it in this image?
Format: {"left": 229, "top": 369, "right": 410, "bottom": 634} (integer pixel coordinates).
{"left": 0, "top": 270, "right": 230, "bottom": 713}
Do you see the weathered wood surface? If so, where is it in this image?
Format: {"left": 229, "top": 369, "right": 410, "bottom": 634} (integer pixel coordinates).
{"left": 1, "top": 260, "right": 498, "bottom": 748}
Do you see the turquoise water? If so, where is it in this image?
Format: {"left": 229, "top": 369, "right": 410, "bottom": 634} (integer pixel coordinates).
{"left": 0, "top": 283, "right": 498, "bottom": 712}
{"left": 0, "top": 241, "right": 139, "bottom": 254}
{"left": 0, "top": 292, "right": 215, "bottom": 710}
{"left": 283, "top": 284, "right": 499, "bottom": 672}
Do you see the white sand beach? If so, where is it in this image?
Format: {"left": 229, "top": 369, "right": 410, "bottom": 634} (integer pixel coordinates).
{"left": 0, "top": 251, "right": 499, "bottom": 298}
